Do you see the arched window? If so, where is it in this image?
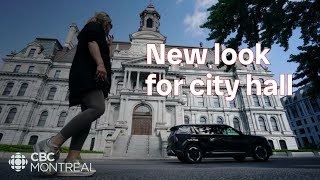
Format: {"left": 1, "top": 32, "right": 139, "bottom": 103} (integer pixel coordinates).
{"left": 116, "top": 81, "right": 123, "bottom": 95}
{"left": 233, "top": 118, "right": 241, "bottom": 131}
{"left": 113, "top": 106, "right": 120, "bottom": 122}
{"left": 184, "top": 116, "right": 190, "bottom": 124}
{"left": 17, "top": 83, "right": 28, "bottom": 96}
{"left": 38, "top": 111, "right": 48, "bottom": 127}
{"left": 279, "top": 140, "right": 287, "bottom": 150}
{"left": 229, "top": 99, "right": 236, "bottom": 108}
{"left": 0, "top": 133, "right": 3, "bottom": 142}
{"left": 5, "top": 108, "right": 17, "bottom": 124}
{"left": 2, "top": 82, "right": 14, "bottom": 96}
{"left": 217, "top": 117, "right": 224, "bottom": 124}
{"left": 268, "top": 140, "right": 275, "bottom": 149}
{"left": 264, "top": 96, "right": 272, "bottom": 107}
{"left": 65, "top": 90, "right": 69, "bottom": 101}
{"left": 200, "top": 117, "right": 207, "bottom": 124}
{"left": 270, "top": 117, "right": 279, "bottom": 131}
{"left": 47, "top": 87, "right": 57, "bottom": 100}
{"left": 28, "top": 135, "right": 38, "bottom": 145}
{"left": 147, "top": 18, "right": 153, "bottom": 28}
{"left": 90, "top": 138, "right": 95, "bottom": 150}
{"left": 212, "top": 95, "right": 220, "bottom": 107}
{"left": 259, "top": 117, "right": 267, "bottom": 131}
{"left": 253, "top": 94, "right": 260, "bottom": 106}
{"left": 57, "top": 112, "right": 67, "bottom": 127}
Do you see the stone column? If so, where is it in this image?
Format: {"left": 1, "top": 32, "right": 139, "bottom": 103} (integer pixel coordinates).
{"left": 162, "top": 100, "right": 165, "bottom": 123}
{"left": 123, "top": 70, "right": 128, "bottom": 89}
{"left": 127, "top": 71, "right": 131, "bottom": 89}
{"left": 111, "top": 75, "right": 116, "bottom": 94}
{"left": 135, "top": 71, "right": 140, "bottom": 90}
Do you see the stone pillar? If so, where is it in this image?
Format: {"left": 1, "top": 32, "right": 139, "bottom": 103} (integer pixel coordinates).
{"left": 162, "top": 100, "right": 165, "bottom": 123}
{"left": 111, "top": 75, "right": 116, "bottom": 95}
{"left": 127, "top": 71, "right": 131, "bottom": 89}
{"left": 135, "top": 71, "right": 140, "bottom": 90}
{"left": 123, "top": 70, "right": 128, "bottom": 89}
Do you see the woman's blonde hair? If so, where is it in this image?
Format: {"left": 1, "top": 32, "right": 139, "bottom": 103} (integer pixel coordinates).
{"left": 88, "top": 11, "right": 112, "bottom": 26}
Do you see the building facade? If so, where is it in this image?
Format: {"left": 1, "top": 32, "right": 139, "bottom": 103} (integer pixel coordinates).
{"left": 281, "top": 87, "right": 320, "bottom": 148}
{"left": 0, "top": 4, "right": 298, "bottom": 156}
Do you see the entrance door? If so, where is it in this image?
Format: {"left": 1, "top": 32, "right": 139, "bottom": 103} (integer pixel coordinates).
{"left": 131, "top": 104, "right": 152, "bottom": 135}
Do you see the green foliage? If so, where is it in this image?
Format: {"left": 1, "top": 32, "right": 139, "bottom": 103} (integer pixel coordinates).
{"left": 0, "top": 144, "right": 103, "bottom": 154}
{"left": 201, "top": 0, "right": 320, "bottom": 97}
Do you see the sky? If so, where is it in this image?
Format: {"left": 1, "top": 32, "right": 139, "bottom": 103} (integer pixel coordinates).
{"left": 0, "top": 0, "right": 302, "bottom": 92}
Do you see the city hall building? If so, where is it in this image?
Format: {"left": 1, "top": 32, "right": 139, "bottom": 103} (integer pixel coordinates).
{"left": 0, "top": 4, "right": 298, "bottom": 157}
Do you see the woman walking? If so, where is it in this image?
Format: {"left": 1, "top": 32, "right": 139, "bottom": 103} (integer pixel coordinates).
{"left": 33, "top": 12, "right": 113, "bottom": 176}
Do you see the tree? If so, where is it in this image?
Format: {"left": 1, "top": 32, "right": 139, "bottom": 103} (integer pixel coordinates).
{"left": 201, "top": 0, "right": 320, "bottom": 97}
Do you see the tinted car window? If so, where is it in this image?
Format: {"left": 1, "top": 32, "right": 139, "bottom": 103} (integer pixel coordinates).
{"left": 223, "top": 127, "right": 240, "bottom": 136}
{"left": 176, "top": 126, "right": 193, "bottom": 134}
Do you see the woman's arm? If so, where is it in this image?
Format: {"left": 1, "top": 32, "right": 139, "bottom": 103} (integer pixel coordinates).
{"left": 88, "top": 41, "right": 107, "bottom": 80}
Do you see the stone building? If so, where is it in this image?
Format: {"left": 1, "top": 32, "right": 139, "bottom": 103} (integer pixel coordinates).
{"left": 281, "top": 86, "right": 320, "bottom": 148}
{"left": 0, "top": 3, "right": 297, "bottom": 157}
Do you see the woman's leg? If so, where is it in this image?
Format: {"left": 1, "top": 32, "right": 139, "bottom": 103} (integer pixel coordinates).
{"left": 50, "top": 89, "right": 105, "bottom": 148}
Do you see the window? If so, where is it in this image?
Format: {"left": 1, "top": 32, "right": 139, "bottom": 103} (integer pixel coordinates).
{"left": 17, "top": 83, "right": 28, "bottom": 96}
{"left": 199, "top": 117, "right": 206, "bottom": 124}
{"left": 2, "top": 82, "right": 14, "bottom": 96}
{"left": 291, "top": 106, "right": 299, "bottom": 118}
{"left": 299, "top": 128, "right": 305, "bottom": 134}
{"left": 307, "top": 127, "right": 310, "bottom": 133}
{"left": 270, "top": 117, "right": 279, "bottom": 131}
{"left": 233, "top": 118, "right": 241, "bottom": 131}
{"left": 27, "top": 66, "right": 35, "bottom": 73}
{"left": 223, "top": 127, "right": 240, "bottom": 136}
{"left": 253, "top": 94, "right": 260, "bottom": 106}
{"left": 54, "top": 70, "right": 61, "bottom": 78}
{"left": 304, "top": 119, "right": 307, "bottom": 124}
{"left": 113, "top": 106, "right": 120, "bottom": 122}
{"left": 28, "top": 135, "right": 38, "bottom": 145}
{"left": 47, "top": 87, "right": 57, "bottom": 100}
{"left": 229, "top": 99, "right": 236, "bottom": 108}
{"left": 28, "top": 48, "right": 36, "bottom": 57}
{"left": 57, "top": 112, "right": 67, "bottom": 127}
{"left": 116, "top": 81, "right": 123, "bottom": 94}
{"left": 268, "top": 140, "right": 275, "bottom": 149}
{"left": 0, "top": 133, "right": 3, "bottom": 142}
{"left": 90, "top": 138, "right": 95, "bottom": 151}
{"left": 14, "top": 65, "right": 21, "bottom": 73}
{"left": 299, "top": 104, "right": 305, "bottom": 116}
{"left": 0, "top": 106, "right": 2, "bottom": 114}
{"left": 184, "top": 116, "right": 190, "bottom": 124}
{"left": 212, "top": 95, "right": 220, "bottom": 107}
{"left": 146, "top": 18, "right": 153, "bottom": 28}
{"left": 279, "top": 140, "right": 287, "bottom": 150}
{"left": 197, "top": 97, "right": 204, "bottom": 107}
{"left": 296, "top": 120, "right": 302, "bottom": 126}
{"left": 310, "top": 99, "right": 320, "bottom": 112}
{"left": 65, "top": 90, "right": 69, "bottom": 101}
{"left": 37, "top": 111, "right": 48, "bottom": 127}
{"left": 315, "top": 126, "right": 318, "bottom": 132}
{"left": 5, "top": 108, "right": 17, "bottom": 124}
{"left": 217, "top": 117, "right": 224, "bottom": 124}
{"left": 259, "top": 117, "right": 267, "bottom": 131}
{"left": 264, "top": 96, "right": 272, "bottom": 107}
{"left": 311, "top": 117, "right": 315, "bottom": 123}
{"left": 259, "top": 78, "right": 264, "bottom": 83}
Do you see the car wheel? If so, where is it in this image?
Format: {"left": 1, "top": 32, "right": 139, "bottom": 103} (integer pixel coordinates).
{"left": 252, "top": 144, "right": 270, "bottom": 162}
{"left": 177, "top": 155, "right": 187, "bottom": 162}
{"left": 184, "top": 144, "right": 203, "bottom": 164}
{"left": 233, "top": 155, "right": 246, "bottom": 161}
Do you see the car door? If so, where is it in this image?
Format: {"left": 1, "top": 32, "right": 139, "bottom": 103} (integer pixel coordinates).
{"left": 206, "top": 125, "right": 227, "bottom": 152}
{"left": 221, "top": 126, "right": 249, "bottom": 153}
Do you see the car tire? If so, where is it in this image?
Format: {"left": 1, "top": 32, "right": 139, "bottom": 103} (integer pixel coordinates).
{"left": 184, "top": 144, "right": 203, "bottom": 164}
{"left": 252, "top": 144, "right": 270, "bottom": 162}
{"left": 177, "top": 155, "right": 187, "bottom": 163}
{"left": 233, "top": 155, "right": 246, "bottom": 161}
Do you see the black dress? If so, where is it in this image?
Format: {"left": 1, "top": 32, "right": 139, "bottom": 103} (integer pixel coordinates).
{"left": 68, "top": 21, "right": 112, "bottom": 107}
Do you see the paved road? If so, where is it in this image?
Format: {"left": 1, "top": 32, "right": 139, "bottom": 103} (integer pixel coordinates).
{"left": 1, "top": 157, "right": 320, "bottom": 180}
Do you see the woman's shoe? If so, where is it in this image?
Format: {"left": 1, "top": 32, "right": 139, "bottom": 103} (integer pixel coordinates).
{"left": 32, "top": 138, "right": 60, "bottom": 176}
{"left": 56, "top": 158, "right": 96, "bottom": 177}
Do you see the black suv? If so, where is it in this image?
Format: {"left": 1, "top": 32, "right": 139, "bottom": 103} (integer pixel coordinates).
{"left": 167, "top": 124, "right": 272, "bottom": 163}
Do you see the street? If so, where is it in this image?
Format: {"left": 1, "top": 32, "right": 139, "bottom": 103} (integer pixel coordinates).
{"left": 1, "top": 157, "right": 320, "bottom": 180}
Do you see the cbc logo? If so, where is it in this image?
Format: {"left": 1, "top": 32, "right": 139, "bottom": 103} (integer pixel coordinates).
{"left": 8, "top": 153, "right": 28, "bottom": 172}
{"left": 31, "top": 152, "right": 55, "bottom": 162}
